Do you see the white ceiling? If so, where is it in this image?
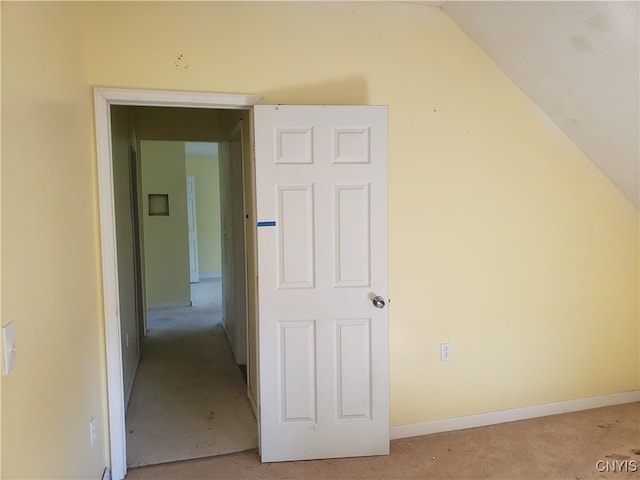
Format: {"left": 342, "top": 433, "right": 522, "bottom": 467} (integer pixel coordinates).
{"left": 438, "top": 1, "right": 639, "bottom": 207}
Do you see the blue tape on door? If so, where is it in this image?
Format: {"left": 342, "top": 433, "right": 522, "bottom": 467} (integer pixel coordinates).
{"left": 257, "top": 221, "right": 276, "bottom": 227}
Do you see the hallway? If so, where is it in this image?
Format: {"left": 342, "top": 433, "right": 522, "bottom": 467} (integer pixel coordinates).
{"left": 125, "top": 278, "right": 257, "bottom": 467}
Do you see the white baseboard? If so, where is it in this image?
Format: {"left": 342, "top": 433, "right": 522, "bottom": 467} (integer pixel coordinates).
{"left": 147, "top": 302, "right": 191, "bottom": 310}
{"left": 199, "top": 274, "right": 222, "bottom": 279}
{"left": 390, "top": 390, "right": 640, "bottom": 440}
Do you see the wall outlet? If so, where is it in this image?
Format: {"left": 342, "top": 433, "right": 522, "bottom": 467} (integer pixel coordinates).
{"left": 440, "top": 343, "right": 452, "bottom": 362}
{"left": 90, "top": 417, "right": 96, "bottom": 447}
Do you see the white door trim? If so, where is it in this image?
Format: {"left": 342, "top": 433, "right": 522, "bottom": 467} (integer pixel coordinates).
{"left": 186, "top": 175, "right": 200, "bottom": 284}
{"left": 93, "top": 88, "right": 263, "bottom": 480}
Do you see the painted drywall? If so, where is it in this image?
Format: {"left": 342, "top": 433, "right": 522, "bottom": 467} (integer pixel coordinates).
{"left": 110, "top": 106, "right": 140, "bottom": 405}
{"left": 443, "top": 1, "right": 639, "bottom": 208}
{"left": 134, "top": 107, "right": 237, "bottom": 143}
{"left": 140, "top": 141, "right": 191, "bottom": 308}
{"left": 1, "top": 2, "right": 108, "bottom": 478}
{"left": 83, "top": 0, "right": 638, "bottom": 425}
{"left": 1, "top": 2, "right": 637, "bottom": 479}
{"left": 185, "top": 152, "right": 222, "bottom": 277}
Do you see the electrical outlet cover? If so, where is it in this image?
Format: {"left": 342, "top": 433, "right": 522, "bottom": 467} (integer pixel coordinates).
{"left": 440, "top": 342, "right": 452, "bottom": 362}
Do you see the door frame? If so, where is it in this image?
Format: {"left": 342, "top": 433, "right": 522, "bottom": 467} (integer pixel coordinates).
{"left": 93, "top": 88, "right": 263, "bottom": 480}
{"left": 186, "top": 174, "right": 200, "bottom": 284}
{"left": 127, "top": 145, "right": 147, "bottom": 339}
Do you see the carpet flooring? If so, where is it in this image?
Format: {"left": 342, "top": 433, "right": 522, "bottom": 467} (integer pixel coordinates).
{"left": 126, "top": 402, "right": 639, "bottom": 479}
{"left": 125, "top": 278, "right": 258, "bottom": 468}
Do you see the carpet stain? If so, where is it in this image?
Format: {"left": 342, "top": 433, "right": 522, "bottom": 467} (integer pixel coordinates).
{"left": 597, "top": 421, "right": 620, "bottom": 429}
{"left": 632, "top": 449, "right": 640, "bottom": 455}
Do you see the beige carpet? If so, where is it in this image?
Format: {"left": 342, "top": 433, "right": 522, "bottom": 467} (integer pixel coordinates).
{"left": 125, "top": 278, "right": 258, "bottom": 467}
{"left": 126, "top": 402, "right": 639, "bottom": 479}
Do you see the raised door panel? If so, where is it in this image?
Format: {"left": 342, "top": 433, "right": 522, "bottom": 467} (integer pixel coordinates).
{"left": 278, "top": 185, "right": 315, "bottom": 289}
{"left": 279, "top": 320, "right": 317, "bottom": 423}
{"left": 335, "top": 318, "right": 371, "bottom": 420}
{"left": 334, "top": 184, "right": 370, "bottom": 287}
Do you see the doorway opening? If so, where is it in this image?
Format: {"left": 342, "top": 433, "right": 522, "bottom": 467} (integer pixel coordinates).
{"left": 96, "top": 90, "right": 263, "bottom": 479}
{"left": 120, "top": 137, "right": 255, "bottom": 467}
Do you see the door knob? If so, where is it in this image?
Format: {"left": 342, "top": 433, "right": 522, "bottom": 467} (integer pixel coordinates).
{"left": 372, "top": 296, "right": 386, "bottom": 309}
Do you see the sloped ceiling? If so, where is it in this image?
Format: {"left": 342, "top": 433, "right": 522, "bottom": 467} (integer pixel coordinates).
{"left": 439, "top": 1, "right": 639, "bottom": 207}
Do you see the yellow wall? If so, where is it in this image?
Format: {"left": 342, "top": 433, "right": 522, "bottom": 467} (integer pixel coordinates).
{"left": 1, "top": 2, "right": 108, "bottom": 478}
{"left": 83, "top": 0, "right": 639, "bottom": 423}
{"left": 185, "top": 153, "right": 222, "bottom": 277}
{"left": 1, "top": 2, "right": 638, "bottom": 479}
{"left": 140, "top": 141, "right": 191, "bottom": 307}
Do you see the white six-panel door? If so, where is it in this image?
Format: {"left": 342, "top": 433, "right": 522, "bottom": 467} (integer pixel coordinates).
{"left": 254, "top": 105, "right": 389, "bottom": 462}
{"left": 186, "top": 175, "right": 200, "bottom": 284}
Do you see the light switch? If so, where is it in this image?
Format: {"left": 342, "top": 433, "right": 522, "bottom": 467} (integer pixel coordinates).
{"left": 2, "top": 322, "right": 17, "bottom": 375}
